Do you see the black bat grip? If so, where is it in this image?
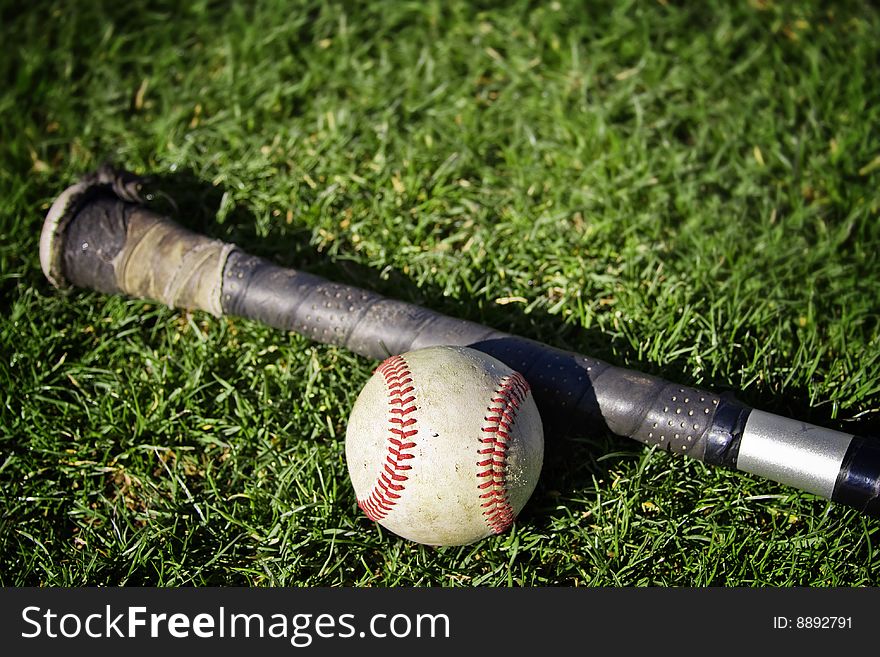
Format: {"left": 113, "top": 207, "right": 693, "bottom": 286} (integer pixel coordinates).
{"left": 218, "top": 251, "right": 748, "bottom": 464}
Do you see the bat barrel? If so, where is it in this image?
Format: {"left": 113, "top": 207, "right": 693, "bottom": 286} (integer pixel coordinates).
{"left": 40, "top": 167, "right": 880, "bottom": 517}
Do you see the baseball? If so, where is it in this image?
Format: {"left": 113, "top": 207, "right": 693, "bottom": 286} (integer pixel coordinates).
{"left": 345, "top": 345, "right": 544, "bottom": 546}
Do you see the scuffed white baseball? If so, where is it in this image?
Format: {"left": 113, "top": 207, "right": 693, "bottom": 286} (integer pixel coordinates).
{"left": 345, "top": 345, "right": 544, "bottom": 546}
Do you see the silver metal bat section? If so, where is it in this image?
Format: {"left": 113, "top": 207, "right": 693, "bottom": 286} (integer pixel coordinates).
{"left": 736, "top": 410, "right": 854, "bottom": 499}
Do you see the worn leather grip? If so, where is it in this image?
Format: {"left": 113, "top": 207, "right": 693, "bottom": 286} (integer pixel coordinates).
{"left": 52, "top": 190, "right": 234, "bottom": 316}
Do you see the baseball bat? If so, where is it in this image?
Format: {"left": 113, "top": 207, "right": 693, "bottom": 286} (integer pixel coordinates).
{"left": 40, "top": 166, "right": 880, "bottom": 518}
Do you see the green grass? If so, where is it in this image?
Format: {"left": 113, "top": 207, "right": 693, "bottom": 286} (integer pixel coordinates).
{"left": 2, "top": 0, "right": 880, "bottom": 586}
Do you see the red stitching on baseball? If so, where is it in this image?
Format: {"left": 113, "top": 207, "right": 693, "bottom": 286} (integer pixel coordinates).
{"left": 478, "top": 372, "right": 530, "bottom": 534}
{"left": 358, "top": 355, "right": 418, "bottom": 522}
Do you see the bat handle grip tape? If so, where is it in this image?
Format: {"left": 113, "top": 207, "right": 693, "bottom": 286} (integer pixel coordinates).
{"left": 40, "top": 169, "right": 880, "bottom": 517}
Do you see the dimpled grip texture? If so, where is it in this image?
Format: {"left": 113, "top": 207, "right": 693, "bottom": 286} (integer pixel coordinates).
{"left": 221, "top": 252, "right": 726, "bottom": 459}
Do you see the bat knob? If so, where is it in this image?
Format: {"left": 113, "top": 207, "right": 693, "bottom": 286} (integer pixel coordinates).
{"left": 40, "top": 165, "right": 150, "bottom": 288}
